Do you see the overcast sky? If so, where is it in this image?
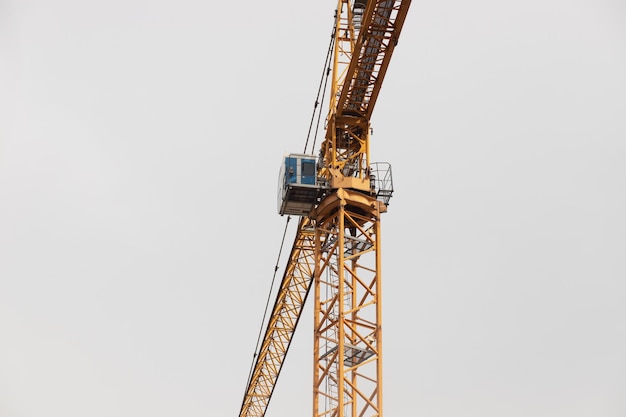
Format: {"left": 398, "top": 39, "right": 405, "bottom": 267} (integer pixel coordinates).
{"left": 1, "top": 0, "right": 625, "bottom": 416}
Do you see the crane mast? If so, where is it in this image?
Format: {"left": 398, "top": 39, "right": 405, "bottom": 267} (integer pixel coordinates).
{"left": 239, "top": 1, "right": 411, "bottom": 417}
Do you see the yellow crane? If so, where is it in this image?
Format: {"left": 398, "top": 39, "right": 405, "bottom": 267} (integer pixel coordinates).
{"left": 239, "top": 1, "right": 411, "bottom": 417}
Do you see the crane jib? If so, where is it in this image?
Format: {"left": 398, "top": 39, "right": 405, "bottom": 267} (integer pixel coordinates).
{"left": 338, "top": 0, "right": 411, "bottom": 119}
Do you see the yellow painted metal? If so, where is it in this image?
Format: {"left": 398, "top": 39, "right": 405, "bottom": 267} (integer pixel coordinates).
{"left": 313, "top": 190, "right": 384, "bottom": 417}
{"left": 238, "top": 1, "right": 410, "bottom": 417}
{"left": 239, "top": 218, "right": 316, "bottom": 417}
{"left": 319, "top": 0, "right": 412, "bottom": 189}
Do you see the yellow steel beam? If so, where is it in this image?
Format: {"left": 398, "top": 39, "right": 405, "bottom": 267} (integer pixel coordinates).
{"left": 239, "top": 218, "right": 316, "bottom": 417}
{"left": 313, "top": 190, "right": 384, "bottom": 417}
{"left": 320, "top": 0, "right": 412, "bottom": 189}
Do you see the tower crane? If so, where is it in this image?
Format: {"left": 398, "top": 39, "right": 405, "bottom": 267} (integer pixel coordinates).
{"left": 239, "top": 1, "right": 411, "bottom": 417}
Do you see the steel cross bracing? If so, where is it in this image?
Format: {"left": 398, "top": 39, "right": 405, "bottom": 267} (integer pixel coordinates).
{"left": 312, "top": 188, "right": 386, "bottom": 417}
{"left": 239, "top": 218, "right": 316, "bottom": 417}
{"left": 319, "top": 0, "right": 411, "bottom": 192}
{"left": 238, "top": 1, "right": 411, "bottom": 417}
{"left": 335, "top": 0, "right": 411, "bottom": 119}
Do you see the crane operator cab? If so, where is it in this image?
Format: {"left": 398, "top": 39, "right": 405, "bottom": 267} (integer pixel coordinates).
{"left": 278, "top": 153, "right": 326, "bottom": 216}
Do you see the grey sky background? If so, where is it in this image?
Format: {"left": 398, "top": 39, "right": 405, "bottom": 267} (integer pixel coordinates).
{"left": 1, "top": 0, "right": 625, "bottom": 416}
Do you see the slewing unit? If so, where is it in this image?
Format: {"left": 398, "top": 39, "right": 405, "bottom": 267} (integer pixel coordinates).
{"left": 278, "top": 153, "right": 327, "bottom": 216}
{"left": 278, "top": 153, "right": 395, "bottom": 216}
